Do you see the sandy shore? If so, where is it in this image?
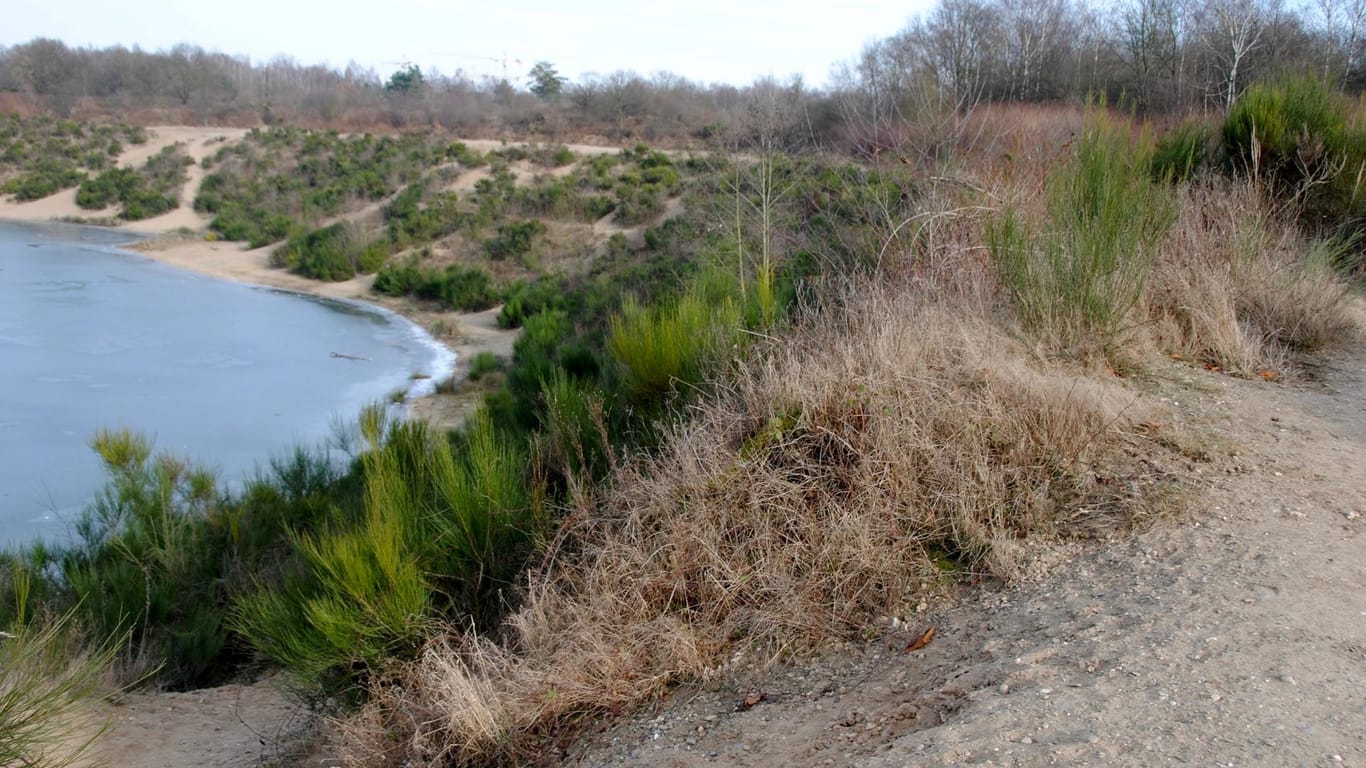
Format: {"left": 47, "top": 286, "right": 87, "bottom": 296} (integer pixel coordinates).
{"left": 0, "top": 125, "right": 518, "bottom": 430}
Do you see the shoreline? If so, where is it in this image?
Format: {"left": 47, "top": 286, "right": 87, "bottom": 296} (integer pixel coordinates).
{"left": 0, "top": 214, "right": 514, "bottom": 429}
{"left": 0, "top": 226, "right": 513, "bottom": 434}
{"left": 0, "top": 124, "right": 518, "bottom": 430}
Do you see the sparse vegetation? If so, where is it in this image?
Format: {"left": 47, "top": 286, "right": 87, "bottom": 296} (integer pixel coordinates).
{"left": 193, "top": 128, "right": 460, "bottom": 247}
{"left": 0, "top": 116, "right": 143, "bottom": 202}
{"left": 76, "top": 143, "right": 190, "bottom": 220}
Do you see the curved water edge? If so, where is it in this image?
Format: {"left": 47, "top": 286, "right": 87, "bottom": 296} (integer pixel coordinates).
{"left": 258, "top": 286, "right": 458, "bottom": 404}
{"left": 68, "top": 221, "right": 460, "bottom": 411}
{"left": 0, "top": 219, "right": 458, "bottom": 546}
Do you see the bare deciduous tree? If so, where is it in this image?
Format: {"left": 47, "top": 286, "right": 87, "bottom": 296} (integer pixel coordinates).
{"left": 1202, "top": 0, "right": 1270, "bottom": 107}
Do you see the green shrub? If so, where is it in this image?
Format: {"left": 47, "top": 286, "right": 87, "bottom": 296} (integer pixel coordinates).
{"left": 990, "top": 112, "right": 1175, "bottom": 351}
{"left": 61, "top": 430, "right": 226, "bottom": 686}
{"left": 3, "top": 159, "right": 84, "bottom": 201}
{"left": 385, "top": 181, "right": 463, "bottom": 247}
{"left": 495, "top": 310, "right": 576, "bottom": 429}
{"left": 373, "top": 259, "right": 499, "bottom": 311}
{"left": 609, "top": 289, "right": 741, "bottom": 400}
{"left": 483, "top": 219, "right": 547, "bottom": 265}
{"left": 119, "top": 188, "right": 177, "bottom": 221}
{"left": 272, "top": 222, "right": 388, "bottom": 281}
{"left": 538, "top": 370, "right": 611, "bottom": 480}
{"left": 1222, "top": 75, "right": 1366, "bottom": 235}
{"left": 231, "top": 410, "right": 542, "bottom": 689}
{"left": 614, "top": 183, "right": 665, "bottom": 224}
{"left": 76, "top": 168, "right": 138, "bottom": 209}
{"left": 467, "top": 351, "right": 503, "bottom": 381}
{"left": 0, "top": 431, "right": 361, "bottom": 691}
{"left": 75, "top": 146, "right": 185, "bottom": 221}
{"left": 551, "top": 146, "right": 576, "bottom": 166}
{"left": 498, "top": 275, "right": 570, "bottom": 328}
{"left": 1152, "top": 121, "right": 1214, "bottom": 182}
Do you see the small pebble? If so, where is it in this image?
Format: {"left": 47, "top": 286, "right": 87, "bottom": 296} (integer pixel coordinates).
{"left": 1021, "top": 736, "right": 1034, "bottom": 745}
{"left": 999, "top": 683, "right": 1010, "bottom": 695}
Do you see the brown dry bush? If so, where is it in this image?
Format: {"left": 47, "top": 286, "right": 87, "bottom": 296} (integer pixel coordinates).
{"left": 1146, "top": 182, "right": 1358, "bottom": 375}
{"left": 338, "top": 284, "right": 1168, "bottom": 766}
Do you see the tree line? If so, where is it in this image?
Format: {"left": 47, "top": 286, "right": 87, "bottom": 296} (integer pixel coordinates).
{"left": 1, "top": 0, "right": 1363, "bottom": 141}
{"left": 846, "top": 0, "right": 1366, "bottom": 114}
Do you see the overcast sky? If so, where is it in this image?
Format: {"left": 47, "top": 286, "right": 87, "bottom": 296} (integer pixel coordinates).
{"left": 5, "top": 0, "right": 929, "bottom": 88}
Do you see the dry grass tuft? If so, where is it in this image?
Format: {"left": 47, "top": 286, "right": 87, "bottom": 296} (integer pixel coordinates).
{"left": 1146, "top": 182, "right": 1359, "bottom": 374}
{"left": 341, "top": 283, "right": 1170, "bottom": 765}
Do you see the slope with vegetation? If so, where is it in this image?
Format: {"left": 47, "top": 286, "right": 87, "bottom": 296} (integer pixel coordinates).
{"left": 332, "top": 94, "right": 1360, "bottom": 764}
{"left": 0, "top": 115, "right": 146, "bottom": 201}
{"left": 1, "top": 26, "right": 1364, "bottom": 768}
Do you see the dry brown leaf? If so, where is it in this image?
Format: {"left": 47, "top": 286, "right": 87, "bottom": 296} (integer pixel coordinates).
{"left": 1170, "top": 352, "right": 1185, "bottom": 361}
{"left": 736, "top": 691, "right": 767, "bottom": 711}
{"left": 904, "top": 626, "right": 937, "bottom": 653}
{"left": 1137, "top": 421, "right": 1164, "bottom": 433}
{"left": 1203, "top": 362, "right": 1222, "bottom": 372}
{"left": 1258, "top": 369, "right": 1279, "bottom": 381}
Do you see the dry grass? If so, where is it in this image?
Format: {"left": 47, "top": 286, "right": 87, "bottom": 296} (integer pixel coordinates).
{"left": 339, "top": 283, "right": 1171, "bottom": 766}
{"left": 1146, "top": 182, "right": 1359, "bottom": 375}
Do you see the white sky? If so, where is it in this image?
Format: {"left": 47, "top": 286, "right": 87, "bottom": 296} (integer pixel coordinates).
{"left": 5, "top": 0, "right": 930, "bottom": 89}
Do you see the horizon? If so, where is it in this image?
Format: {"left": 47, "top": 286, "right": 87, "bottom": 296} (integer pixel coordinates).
{"left": 3, "top": 0, "right": 929, "bottom": 89}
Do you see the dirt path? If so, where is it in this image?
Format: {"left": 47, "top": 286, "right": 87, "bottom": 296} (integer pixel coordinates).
{"left": 566, "top": 344, "right": 1366, "bottom": 767}
{"left": 76, "top": 676, "right": 317, "bottom": 768}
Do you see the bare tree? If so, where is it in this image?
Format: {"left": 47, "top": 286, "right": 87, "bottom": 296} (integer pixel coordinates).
{"left": 1312, "top": 0, "right": 1366, "bottom": 82}
{"left": 925, "top": 0, "right": 1002, "bottom": 105}
{"left": 1115, "top": 0, "right": 1185, "bottom": 108}
{"left": 1202, "top": 0, "right": 1270, "bottom": 107}
{"left": 997, "top": 0, "right": 1075, "bottom": 100}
